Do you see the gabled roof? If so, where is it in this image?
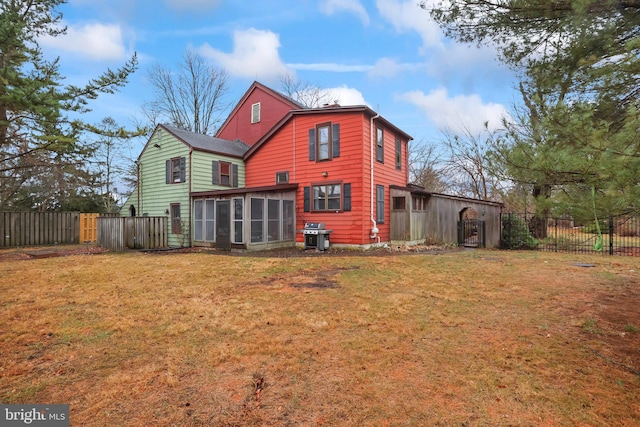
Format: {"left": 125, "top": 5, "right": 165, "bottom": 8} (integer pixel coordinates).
{"left": 160, "top": 124, "right": 250, "bottom": 158}
{"left": 215, "top": 81, "right": 305, "bottom": 138}
{"left": 243, "top": 105, "right": 414, "bottom": 160}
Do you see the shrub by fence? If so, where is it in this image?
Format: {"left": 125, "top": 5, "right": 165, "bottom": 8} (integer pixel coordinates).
{"left": 0, "top": 211, "right": 80, "bottom": 247}
{"left": 501, "top": 213, "right": 640, "bottom": 256}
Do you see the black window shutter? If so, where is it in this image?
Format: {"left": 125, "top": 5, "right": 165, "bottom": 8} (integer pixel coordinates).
{"left": 343, "top": 183, "right": 351, "bottom": 211}
{"left": 212, "top": 161, "right": 219, "bottom": 185}
{"left": 232, "top": 163, "right": 239, "bottom": 187}
{"left": 332, "top": 123, "right": 340, "bottom": 158}
{"left": 303, "top": 186, "right": 310, "bottom": 212}
{"left": 180, "top": 157, "right": 186, "bottom": 182}
{"left": 377, "top": 185, "right": 384, "bottom": 223}
{"left": 165, "top": 160, "right": 170, "bottom": 184}
{"left": 308, "top": 128, "right": 316, "bottom": 161}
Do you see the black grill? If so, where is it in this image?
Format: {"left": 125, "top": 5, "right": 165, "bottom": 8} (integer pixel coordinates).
{"left": 302, "top": 222, "right": 333, "bottom": 250}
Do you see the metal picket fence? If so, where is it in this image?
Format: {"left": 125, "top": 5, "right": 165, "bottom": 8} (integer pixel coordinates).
{"left": 501, "top": 212, "right": 640, "bottom": 256}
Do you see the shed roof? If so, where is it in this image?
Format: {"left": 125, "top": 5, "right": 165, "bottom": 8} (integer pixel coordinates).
{"left": 160, "top": 124, "right": 250, "bottom": 158}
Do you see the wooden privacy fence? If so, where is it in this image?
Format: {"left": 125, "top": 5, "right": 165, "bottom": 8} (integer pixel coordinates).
{"left": 97, "top": 216, "right": 168, "bottom": 252}
{"left": 0, "top": 211, "right": 80, "bottom": 247}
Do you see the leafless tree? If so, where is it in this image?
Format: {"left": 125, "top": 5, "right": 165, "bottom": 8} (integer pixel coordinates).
{"left": 143, "top": 51, "right": 230, "bottom": 135}
{"left": 279, "top": 72, "right": 337, "bottom": 108}
{"left": 408, "top": 140, "right": 451, "bottom": 193}
{"left": 441, "top": 124, "right": 504, "bottom": 201}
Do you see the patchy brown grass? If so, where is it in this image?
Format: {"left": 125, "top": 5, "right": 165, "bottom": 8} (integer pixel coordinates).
{"left": 0, "top": 248, "right": 639, "bottom": 426}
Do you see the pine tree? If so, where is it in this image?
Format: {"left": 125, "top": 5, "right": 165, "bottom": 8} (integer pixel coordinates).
{"left": 424, "top": 0, "right": 640, "bottom": 217}
{"left": 0, "top": 0, "right": 137, "bottom": 210}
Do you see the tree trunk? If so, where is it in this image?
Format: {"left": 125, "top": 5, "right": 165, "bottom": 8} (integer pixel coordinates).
{"left": 529, "top": 184, "right": 551, "bottom": 239}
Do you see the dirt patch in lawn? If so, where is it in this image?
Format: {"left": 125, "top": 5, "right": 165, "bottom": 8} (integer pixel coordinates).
{"left": 0, "top": 244, "right": 108, "bottom": 262}
{"left": 1, "top": 250, "right": 639, "bottom": 426}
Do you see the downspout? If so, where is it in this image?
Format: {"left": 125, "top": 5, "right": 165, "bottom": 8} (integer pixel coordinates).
{"left": 370, "top": 109, "right": 380, "bottom": 245}
{"left": 135, "top": 160, "right": 141, "bottom": 216}
{"left": 188, "top": 147, "right": 193, "bottom": 247}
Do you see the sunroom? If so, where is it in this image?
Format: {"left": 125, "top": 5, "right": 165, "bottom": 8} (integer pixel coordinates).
{"left": 191, "top": 184, "right": 298, "bottom": 250}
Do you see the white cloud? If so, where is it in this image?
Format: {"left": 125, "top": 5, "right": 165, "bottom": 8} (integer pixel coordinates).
{"left": 39, "top": 22, "right": 127, "bottom": 61}
{"left": 197, "top": 28, "right": 289, "bottom": 81}
{"left": 325, "top": 85, "right": 368, "bottom": 106}
{"left": 164, "top": 0, "right": 223, "bottom": 11}
{"left": 319, "top": 0, "right": 370, "bottom": 25}
{"left": 376, "top": 0, "right": 443, "bottom": 53}
{"left": 399, "top": 87, "right": 509, "bottom": 134}
{"left": 368, "top": 57, "right": 425, "bottom": 79}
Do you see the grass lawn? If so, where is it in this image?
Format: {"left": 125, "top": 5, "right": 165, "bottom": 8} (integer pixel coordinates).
{"left": 1, "top": 247, "right": 639, "bottom": 426}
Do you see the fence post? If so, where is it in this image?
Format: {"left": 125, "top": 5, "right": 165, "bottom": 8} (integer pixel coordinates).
{"left": 507, "top": 213, "right": 512, "bottom": 249}
{"left": 609, "top": 217, "right": 614, "bottom": 256}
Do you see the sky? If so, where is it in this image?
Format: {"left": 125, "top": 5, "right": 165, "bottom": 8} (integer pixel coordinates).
{"left": 40, "top": 0, "right": 519, "bottom": 158}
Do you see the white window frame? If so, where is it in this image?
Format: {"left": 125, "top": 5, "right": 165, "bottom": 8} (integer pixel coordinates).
{"left": 251, "top": 102, "right": 261, "bottom": 124}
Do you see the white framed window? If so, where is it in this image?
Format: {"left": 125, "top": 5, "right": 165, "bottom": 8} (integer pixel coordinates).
{"left": 251, "top": 197, "right": 264, "bottom": 243}
{"left": 233, "top": 198, "right": 243, "bottom": 243}
{"left": 193, "top": 199, "right": 216, "bottom": 242}
{"left": 251, "top": 102, "right": 261, "bottom": 124}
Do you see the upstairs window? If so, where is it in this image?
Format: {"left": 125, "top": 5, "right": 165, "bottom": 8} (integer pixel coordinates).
{"left": 308, "top": 123, "right": 340, "bottom": 162}
{"left": 220, "top": 161, "right": 231, "bottom": 186}
{"left": 166, "top": 157, "right": 186, "bottom": 184}
{"left": 376, "top": 127, "right": 384, "bottom": 163}
{"left": 395, "top": 137, "right": 402, "bottom": 170}
{"left": 251, "top": 102, "right": 261, "bottom": 123}
{"left": 212, "top": 161, "right": 239, "bottom": 187}
{"left": 318, "top": 124, "right": 330, "bottom": 160}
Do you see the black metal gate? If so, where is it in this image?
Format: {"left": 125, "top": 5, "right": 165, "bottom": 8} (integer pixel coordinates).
{"left": 458, "top": 219, "right": 485, "bottom": 248}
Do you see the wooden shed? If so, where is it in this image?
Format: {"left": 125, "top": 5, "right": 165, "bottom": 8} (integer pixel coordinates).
{"left": 390, "top": 185, "right": 503, "bottom": 248}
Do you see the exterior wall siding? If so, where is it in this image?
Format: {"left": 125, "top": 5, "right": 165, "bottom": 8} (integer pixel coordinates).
{"left": 246, "top": 111, "right": 409, "bottom": 247}
{"left": 217, "top": 86, "right": 295, "bottom": 146}
{"left": 134, "top": 130, "right": 191, "bottom": 247}
{"left": 190, "top": 151, "right": 245, "bottom": 193}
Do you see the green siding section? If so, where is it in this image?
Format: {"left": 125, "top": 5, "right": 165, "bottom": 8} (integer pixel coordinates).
{"left": 121, "top": 128, "right": 248, "bottom": 247}
{"left": 132, "top": 130, "right": 191, "bottom": 247}
{"left": 191, "top": 151, "right": 246, "bottom": 192}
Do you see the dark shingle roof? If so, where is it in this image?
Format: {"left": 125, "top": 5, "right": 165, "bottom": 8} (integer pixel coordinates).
{"left": 161, "top": 124, "right": 250, "bottom": 158}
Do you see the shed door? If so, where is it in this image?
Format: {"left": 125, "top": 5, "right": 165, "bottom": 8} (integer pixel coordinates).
{"left": 216, "top": 200, "right": 231, "bottom": 250}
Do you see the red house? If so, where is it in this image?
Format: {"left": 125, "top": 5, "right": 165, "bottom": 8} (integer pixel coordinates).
{"left": 243, "top": 105, "right": 412, "bottom": 247}
{"left": 213, "top": 81, "right": 411, "bottom": 248}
